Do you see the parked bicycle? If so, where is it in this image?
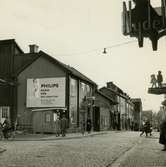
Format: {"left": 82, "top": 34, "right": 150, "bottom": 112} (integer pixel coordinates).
{"left": 1, "top": 118, "right": 16, "bottom": 140}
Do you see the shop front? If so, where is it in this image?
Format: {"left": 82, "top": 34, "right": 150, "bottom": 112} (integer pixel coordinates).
{"left": 25, "top": 77, "right": 66, "bottom": 133}
{"left": 32, "top": 108, "right": 67, "bottom": 133}
{"left": 16, "top": 50, "right": 97, "bottom": 133}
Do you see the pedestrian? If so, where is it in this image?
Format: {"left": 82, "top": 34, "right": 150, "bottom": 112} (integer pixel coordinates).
{"left": 80, "top": 119, "right": 86, "bottom": 136}
{"left": 60, "top": 114, "right": 68, "bottom": 137}
{"left": 145, "top": 120, "right": 151, "bottom": 137}
{"left": 157, "top": 71, "right": 163, "bottom": 88}
{"left": 86, "top": 117, "right": 92, "bottom": 134}
{"left": 10, "top": 120, "right": 17, "bottom": 138}
{"left": 2, "top": 117, "right": 10, "bottom": 139}
{"left": 0, "top": 123, "right": 3, "bottom": 139}
{"left": 55, "top": 114, "right": 61, "bottom": 137}
{"left": 140, "top": 120, "right": 151, "bottom": 137}
{"left": 140, "top": 121, "right": 146, "bottom": 136}
{"left": 150, "top": 74, "right": 157, "bottom": 88}
{"left": 159, "top": 117, "right": 166, "bottom": 151}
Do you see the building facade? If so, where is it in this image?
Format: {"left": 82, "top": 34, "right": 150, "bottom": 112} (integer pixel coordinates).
{"left": 0, "top": 39, "right": 23, "bottom": 124}
{"left": 132, "top": 98, "right": 143, "bottom": 131}
{"left": 0, "top": 39, "right": 99, "bottom": 133}
{"left": 16, "top": 50, "right": 97, "bottom": 133}
{"left": 100, "top": 82, "right": 134, "bottom": 130}
{"left": 94, "top": 90, "right": 117, "bottom": 131}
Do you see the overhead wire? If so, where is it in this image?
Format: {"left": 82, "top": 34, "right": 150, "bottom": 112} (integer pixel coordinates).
{"left": 54, "top": 40, "right": 137, "bottom": 57}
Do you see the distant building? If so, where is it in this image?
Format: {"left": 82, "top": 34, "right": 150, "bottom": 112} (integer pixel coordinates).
{"left": 100, "top": 82, "right": 134, "bottom": 130}
{"left": 131, "top": 98, "right": 143, "bottom": 131}
{"left": 94, "top": 90, "right": 117, "bottom": 131}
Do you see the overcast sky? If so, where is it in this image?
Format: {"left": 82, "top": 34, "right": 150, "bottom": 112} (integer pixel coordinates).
{"left": 0, "top": 0, "right": 165, "bottom": 112}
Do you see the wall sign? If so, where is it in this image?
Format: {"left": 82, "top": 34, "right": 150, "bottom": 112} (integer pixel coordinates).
{"left": 26, "top": 77, "right": 66, "bottom": 107}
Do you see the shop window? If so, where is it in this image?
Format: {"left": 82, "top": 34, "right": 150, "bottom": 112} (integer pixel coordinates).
{"left": 69, "top": 77, "right": 78, "bottom": 124}
{"left": 1, "top": 107, "right": 9, "bottom": 118}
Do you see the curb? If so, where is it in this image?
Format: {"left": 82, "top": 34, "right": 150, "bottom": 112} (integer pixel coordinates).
{"left": 5, "top": 132, "right": 108, "bottom": 141}
{"left": 110, "top": 138, "right": 143, "bottom": 167}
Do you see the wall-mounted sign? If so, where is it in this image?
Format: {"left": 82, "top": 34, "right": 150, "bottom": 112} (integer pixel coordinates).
{"left": 26, "top": 77, "right": 66, "bottom": 108}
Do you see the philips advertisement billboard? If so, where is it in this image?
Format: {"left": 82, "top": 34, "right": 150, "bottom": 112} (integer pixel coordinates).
{"left": 26, "top": 77, "right": 66, "bottom": 107}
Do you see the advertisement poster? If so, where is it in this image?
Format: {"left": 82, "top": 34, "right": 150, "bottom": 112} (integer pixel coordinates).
{"left": 26, "top": 77, "right": 66, "bottom": 107}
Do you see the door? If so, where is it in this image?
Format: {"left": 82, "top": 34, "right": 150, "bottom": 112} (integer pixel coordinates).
{"left": 42, "top": 110, "right": 53, "bottom": 133}
{"left": 93, "top": 106, "right": 100, "bottom": 131}
{"left": 32, "top": 111, "right": 43, "bottom": 133}
{"left": 32, "top": 110, "right": 53, "bottom": 133}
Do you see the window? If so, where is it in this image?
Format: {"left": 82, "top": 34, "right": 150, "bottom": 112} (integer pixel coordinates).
{"left": 45, "top": 113, "right": 51, "bottom": 122}
{"left": 1, "top": 107, "right": 10, "bottom": 118}
{"left": 69, "top": 77, "right": 78, "bottom": 124}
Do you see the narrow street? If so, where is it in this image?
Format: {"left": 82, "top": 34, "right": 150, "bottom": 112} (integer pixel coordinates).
{"left": 0, "top": 131, "right": 164, "bottom": 167}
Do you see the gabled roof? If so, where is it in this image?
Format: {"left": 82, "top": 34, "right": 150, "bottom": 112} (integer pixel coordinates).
{"left": 99, "top": 87, "right": 117, "bottom": 103}
{"left": 100, "top": 86, "right": 130, "bottom": 100}
{"left": 15, "top": 50, "right": 97, "bottom": 86}
{"left": 0, "top": 39, "right": 24, "bottom": 54}
{"left": 14, "top": 52, "right": 40, "bottom": 75}
{"left": 95, "top": 90, "right": 118, "bottom": 105}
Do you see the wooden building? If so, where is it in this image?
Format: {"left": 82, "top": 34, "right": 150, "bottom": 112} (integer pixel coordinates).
{"left": 0, "top": 39, "right": 23, "bottom": 124}
{"left": 94, "top": 90, "right": 117, "bottom": 131}
{"left": 16, "top": 50, "right": 97, "bottom": 133}
{"left": 0, "top": 39, "right": 98, "bottom": 133}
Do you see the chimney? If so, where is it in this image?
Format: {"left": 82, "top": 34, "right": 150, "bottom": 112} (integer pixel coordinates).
{"left": 29, "top": 44, "right": 39, "bottom": 53}
{"left": 106, "top": 82, "right": 113, "bottom": 89}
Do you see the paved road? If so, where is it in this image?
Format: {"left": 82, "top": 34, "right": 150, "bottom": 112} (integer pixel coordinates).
{"left": 0, "top": 131, "right": 139, "bottom": 167}
{"left": 0, "top": 131, "right": 164, "bottom": 167}
{"left": 115, "top": 133, "right": 166, "bottom": 167}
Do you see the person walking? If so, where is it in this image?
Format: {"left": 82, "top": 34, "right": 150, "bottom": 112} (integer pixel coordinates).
{"left": 86, "top": 117, "right": 92, "bottom": 134}
{"left": 140, "top": 121, "right": 146, "bottom": 136}
{"left": 0, "top": 123, "right": 3, "bottom": 139}
{"left": 55, "top": 115, "right": 61, "bottom": 137}
{"left": 60, "top": 114, "right": 68, "bottom": 137}
{"left": 159, "top": 118, "right": 166, "bottom": 151}
{"left": 157, "top": 71, "right": 163, "bottom": 88}
{"left": 80, "top": 119, "right": 86, "bottom": 136}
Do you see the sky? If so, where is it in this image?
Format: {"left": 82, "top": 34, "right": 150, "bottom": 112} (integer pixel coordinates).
{"left": 0, "top": 0, "right": 165, "bottom": 112}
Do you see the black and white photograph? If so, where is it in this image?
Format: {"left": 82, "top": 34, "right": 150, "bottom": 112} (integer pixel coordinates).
{"left": 0, "top": 0, "right": 166, "bottom": 166}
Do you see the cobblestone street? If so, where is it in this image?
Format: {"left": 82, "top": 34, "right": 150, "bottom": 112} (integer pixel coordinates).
{"left": 0, "top": 131, "right": 164, "bottom": 167}
{"left": 0, "top": 131, "right": 138, "bottom": 167}
{"left": 117, "top": 133, "right": 166, "bottom": 167}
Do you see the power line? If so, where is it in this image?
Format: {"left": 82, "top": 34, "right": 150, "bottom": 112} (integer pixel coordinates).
{"left": 55, "top": 40, "right": 137, "bottom": 57}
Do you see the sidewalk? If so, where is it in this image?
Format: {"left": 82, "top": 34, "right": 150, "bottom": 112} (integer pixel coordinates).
{"left": 4, "top": 130, "right": 108, "bottom": 141}
{"left": 112, "top": 132, "right": 166, "bottom": 167}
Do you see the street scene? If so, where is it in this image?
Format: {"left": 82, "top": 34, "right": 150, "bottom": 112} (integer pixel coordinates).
{"left": 1, "top": 0, "right": 166, "bottom": 166}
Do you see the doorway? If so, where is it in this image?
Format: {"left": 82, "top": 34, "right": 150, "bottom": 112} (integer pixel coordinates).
{"left": 93, "top": 106, "right": 100, "bottom": 131}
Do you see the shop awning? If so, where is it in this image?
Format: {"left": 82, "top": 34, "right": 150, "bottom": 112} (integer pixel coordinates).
{"left": 31, "top": 107, "right": 67, "bottom": 112}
